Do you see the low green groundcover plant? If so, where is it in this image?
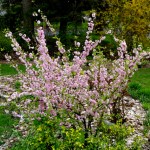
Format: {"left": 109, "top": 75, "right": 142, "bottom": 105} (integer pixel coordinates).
{"left": 0, "top": 31, "right": 12, "bottom": 59}
{"left": 3, "top": 10, "right": 150, "bottom": 149}
{"left": 11, "top": 116, "right": 135, "bottom": 150}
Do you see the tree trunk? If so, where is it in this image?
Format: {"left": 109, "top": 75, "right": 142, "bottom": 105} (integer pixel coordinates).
{"left": 59, "top": 17, "right": 68, "bottom": 43}
{"left": 125, "top": 32, "right": 134, "bottom": 53}
{"left": 22, "top": 0, "right": 33, "bottom": 36}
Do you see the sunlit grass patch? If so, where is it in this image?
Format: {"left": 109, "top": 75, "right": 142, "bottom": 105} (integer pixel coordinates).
{"left": 128, "top": 68, "right": 150, "bottom": 133}
{"left": 0, "top": 63, "right": 26, "bottom": 76}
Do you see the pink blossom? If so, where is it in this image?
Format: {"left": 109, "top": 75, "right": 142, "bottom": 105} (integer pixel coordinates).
{"left": 5, "top": 12, "right": 150, "bottom": 136}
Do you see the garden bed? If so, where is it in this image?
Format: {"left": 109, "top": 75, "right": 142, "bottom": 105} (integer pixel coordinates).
{"left": 0, "top": 74, "right": 149, "bottom": 149}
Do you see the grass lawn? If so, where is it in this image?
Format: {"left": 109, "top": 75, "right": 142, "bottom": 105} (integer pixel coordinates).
{"left": 130, "top": 68, "right": 150, "bottom": 89}
{"left": 128, "top": 68, "right": 150, "bottom": 110}
{"left": 0, "top": 63, "right": 26, "bottom": 76}
{"left": 128, "top": 68, "right": 150, "bottom": 132}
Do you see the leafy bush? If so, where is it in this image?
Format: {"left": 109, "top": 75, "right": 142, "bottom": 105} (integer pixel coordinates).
{"left": 100, "top": 34, "right": 118, "bottom": 59}
{"left": 140, "top": 59, "right": 150, "bottom": 68}
{"left": 12, "top": 116, "right": 133, "bottom": 150}
{"left": 4, "top": 11, "right": 150, "bottom": 149}
{"left": 0, "top": 31, "right": 12, "bottom": 59}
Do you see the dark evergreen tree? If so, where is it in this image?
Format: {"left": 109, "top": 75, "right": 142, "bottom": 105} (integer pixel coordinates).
{"left": 1, "top": 0, "right": 22, "bottom": 32}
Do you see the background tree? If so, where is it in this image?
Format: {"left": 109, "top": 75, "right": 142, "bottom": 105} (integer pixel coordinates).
{"left": 94, "top": 0, "right": 109, "bottom": 34}
{"left": 33, "top": 0, "right": 96, "bottom": 43}
{"left": 0, "top": 0, "right": 22, "bottom": 32}
{"left": 95, "top": 0, "right": 150, "bottom": 50}
{"left": 22, "top": 0, "right": 33, "bottom": 36}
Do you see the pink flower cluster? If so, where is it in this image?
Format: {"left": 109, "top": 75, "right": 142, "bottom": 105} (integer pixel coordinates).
{"left": 5, "top": 13, "right": 150, "bottom": 136}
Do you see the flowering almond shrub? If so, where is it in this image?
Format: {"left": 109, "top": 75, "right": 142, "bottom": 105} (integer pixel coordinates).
{"left": 5, "top": 11, "right": 150, "bottom": 146}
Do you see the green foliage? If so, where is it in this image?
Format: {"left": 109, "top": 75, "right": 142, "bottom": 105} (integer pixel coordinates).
{"left": 63, "top": 22, "right": 87, "bottom": 50}
{"left": 95, "top": 0, "right": 150, "bottom": 49}
{"left": 1, "top": 1, "right": 23, "bottom": 32}
{"left": 130, "top": 136, "right": 144, "bottom": 150}
{"left": 0, "top": 16, "right": 6, "bottom": 30}
{"left": 86, "top": 122, "right": 133, "bottom": 150}
{"left": 11, "top": 115, "right": 138, "bottom": 150}
{"left": 14, "top": 81, "right": 22, "bottom": 91}
{"left": 0, "top": 64, "right": 26, "bottom": 76}
{"left": 11, "top": 116, "right": 61, "bottom": 150}
{"left": 100, "top": 34, "right": 118, "bottom": 59}
{"left": 0, "top": 31, "right": 12, "bottom": 59}
{"left": 140, "top": 59, "right": 150, "bottom": 68}
{"left": 60, "top": 127, "right": 85, "bottom": 149}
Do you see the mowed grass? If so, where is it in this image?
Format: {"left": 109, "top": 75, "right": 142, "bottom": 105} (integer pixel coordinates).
{"left": 130, "top": 68, "right": 150, "bottom": 89}
{"left": 0, "top": 63, "right": 26, "bottom": 76}
{"left": 128, "top": 68, "right": 150, "bottom": 132}
{"left": 128, "top": 68, "right": 150, "bottom": 109}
